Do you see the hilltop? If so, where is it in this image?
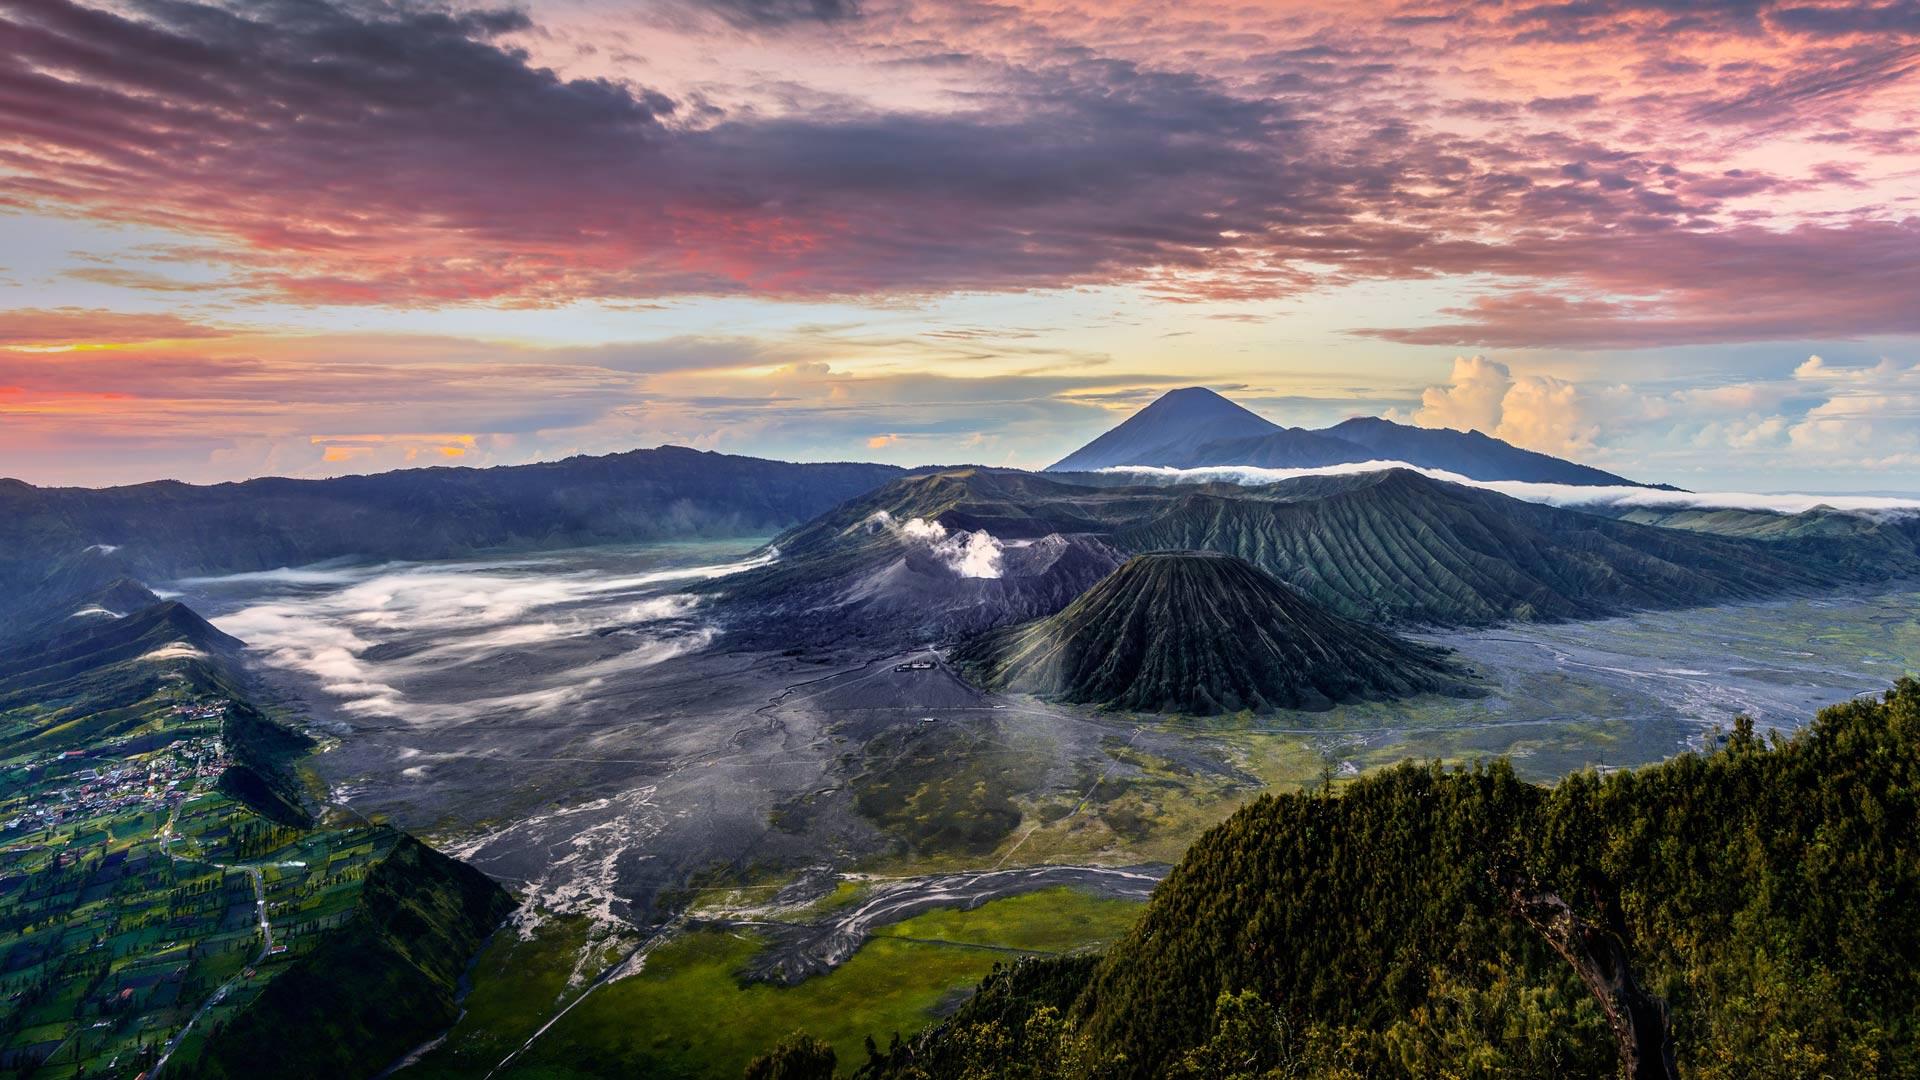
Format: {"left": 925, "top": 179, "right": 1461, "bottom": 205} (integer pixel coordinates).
{"left": 848, "top": 681, "right": 1920, "bottom": 1080}
{"left": 1047, "top": 387, "right": 1290, "bottom": 473}
{"left": 953, "top": 552, "right": 1470, "bottom": 713}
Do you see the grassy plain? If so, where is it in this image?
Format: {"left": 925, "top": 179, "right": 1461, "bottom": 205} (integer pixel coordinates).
{"left": 416, "top": 887, "right": 1143, "bottom": 1080}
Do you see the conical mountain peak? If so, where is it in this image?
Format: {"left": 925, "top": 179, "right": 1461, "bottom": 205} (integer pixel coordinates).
{"left": 953, "top": 551, "right": 1470, "bottom": 714}
{"left": 1048, "top": 388, "right": 1280, "bottom": 472}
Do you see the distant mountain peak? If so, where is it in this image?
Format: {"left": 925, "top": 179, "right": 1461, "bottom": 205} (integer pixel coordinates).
{"left": 1156, "top": 385, "right": 1248, "bottom": 405}
{"left": 1050, "top": 390, "right": 1658, "bottom": 487}
{"left": 1048, "top": 387, "right": 1279, "bottom": 472}
{"left": 1322, "top": 415, "right": 1646, "bottom": 487}
{"left": 1126, "top": 386, "right": 1277, "bottom": 428}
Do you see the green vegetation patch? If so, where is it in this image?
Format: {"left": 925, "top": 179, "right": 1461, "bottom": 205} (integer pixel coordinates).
{"left": 406, "top": 914, "right": 629, "bottom": 1078}
{"left": 0, "top": 640, "right": 509, "bottom": 1080}
{"left": 852, "top": 679, "right": 1920, "bottom": 1080}
{"left": 472, "top": 887, "right": 1141, "bottom": 1080}
{"left": 183, "top": 836, "right": 514, "bottom": 1080}
{"left": 850, "top": 724, "right": 1048, "bottom": 857}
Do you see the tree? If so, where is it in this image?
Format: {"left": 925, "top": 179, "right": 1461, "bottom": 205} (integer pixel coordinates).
{"left": 1729, "top": 713, "right": 1757, "bottom": 751}
{"left": 747, "top": 1033, "right": 838, "bottom": 1080}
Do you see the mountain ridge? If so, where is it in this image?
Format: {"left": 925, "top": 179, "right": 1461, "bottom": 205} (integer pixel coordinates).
{"left": 724, "top": 465, "right": 1900, "bottom": 636}
{"left": 1118, "top": 467, "right": 1862, "bottom": 625}
{"left": 1323, "top": 415, "right": 1654, "bottom": 488}
{"left": 1049, "top": 387, "right": 1655, "bottom": 487}
{"left": 0, "top": 446, "right": 917, "bottom": 636}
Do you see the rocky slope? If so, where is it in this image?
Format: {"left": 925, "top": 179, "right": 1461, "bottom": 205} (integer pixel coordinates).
{"left": 726, "top": 466, "right": 1882, "bottom": 637}
{"left": 1121, "top": 469, "right": 1848, "bottom": 625}
{"left": 952, "top": 551, "right": 1470, "bottom": 713}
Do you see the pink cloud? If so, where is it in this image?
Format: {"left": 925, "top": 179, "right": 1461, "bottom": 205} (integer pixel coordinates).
{"left": 0, "top": 0, "right": 1914, "bottom": 347}
{"left": 0, "top": 308, "right": 231, "bottom": 346}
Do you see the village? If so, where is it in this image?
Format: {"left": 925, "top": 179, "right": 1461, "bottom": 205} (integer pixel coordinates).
{"left": 1, "top": 702, "right": 234, "bottom": 836}
{"left": 0, "top": 686, "right": 398, "bottom": 1079}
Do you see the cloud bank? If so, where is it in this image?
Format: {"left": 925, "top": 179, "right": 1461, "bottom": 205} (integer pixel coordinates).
{"left": 3, "top": 0, "right": 1919, "bottom": 492}
{"left": 1103, "top": 462, "right": 1920, "bottom": 517}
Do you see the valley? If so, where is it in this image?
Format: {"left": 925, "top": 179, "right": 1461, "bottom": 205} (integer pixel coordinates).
{"left": 164, "top": 539, "right": 1920, "bottom": 1079}
{"left": 5, "top": 402, "right": 1918, "bottom": 1078}
{"left": 15, "top": 0, "right": 1920, "bottom": 1067}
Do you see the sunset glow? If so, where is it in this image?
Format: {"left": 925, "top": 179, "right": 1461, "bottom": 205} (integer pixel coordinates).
{"left": 2, "top": 0, "right": 1916, "bottom": 489}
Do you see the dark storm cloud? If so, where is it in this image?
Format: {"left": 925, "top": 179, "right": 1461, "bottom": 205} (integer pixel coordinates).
{"left": 1499, "top": 0, "right": 1918, "bottom": 39}
{"left": 690, "top": 0, "right": 861, "bottom": 27}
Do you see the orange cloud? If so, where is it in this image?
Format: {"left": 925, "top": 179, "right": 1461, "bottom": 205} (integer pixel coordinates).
{"left": 313, "top": 433, "right": 477, "bottom": 463}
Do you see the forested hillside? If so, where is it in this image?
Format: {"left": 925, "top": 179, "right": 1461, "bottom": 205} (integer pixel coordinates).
{"left": 180, "top": 837, "right": 516, "bottom": 1080}
{"left": 0, "top": 548, "right": 513, "bottom": 1078}
{"left": 844, "top": 681, "right": 1920, "bottom": 1080}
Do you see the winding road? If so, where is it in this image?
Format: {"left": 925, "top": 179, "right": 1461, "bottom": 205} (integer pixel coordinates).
{"left": 148, "top": 796, "right": 305, "bottom": 1079}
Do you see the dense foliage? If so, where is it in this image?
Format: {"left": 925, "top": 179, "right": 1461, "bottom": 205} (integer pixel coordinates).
{"left": 750, "top": 1034, "right": 840, "bottom": 1080}
{"left": 842, "top": 681, "right": 1920, "bottom": 1079}
{"left": 849, "top": 724, "right": 1043, "bottom": 855}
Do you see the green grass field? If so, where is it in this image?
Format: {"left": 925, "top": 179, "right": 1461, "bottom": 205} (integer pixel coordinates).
{"left": 415, "top": 887, "right": 1143, "bottom": 1080}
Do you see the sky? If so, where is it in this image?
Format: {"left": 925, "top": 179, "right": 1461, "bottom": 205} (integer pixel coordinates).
{"left": 1, "top": 0, "right": 1917, "bottom": 491}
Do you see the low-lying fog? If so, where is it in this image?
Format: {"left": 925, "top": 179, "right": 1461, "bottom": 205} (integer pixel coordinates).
{"left": 178, "top": 540, "right": 774, "bottom": 731}
{"left": 1104, "top": 462, "right": 1920, "bottom": 516}
{"left": 170, "top": 537, "right": 1919, "bottom": 947}
{"left": 175, "top": 540, "right": 845, "bottom": 930}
